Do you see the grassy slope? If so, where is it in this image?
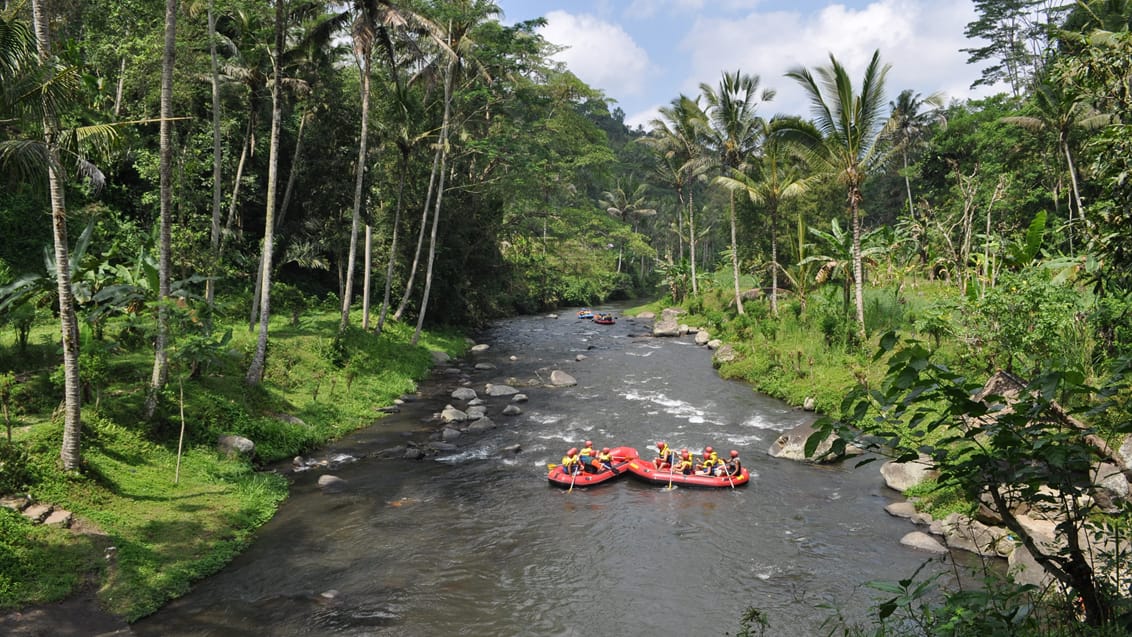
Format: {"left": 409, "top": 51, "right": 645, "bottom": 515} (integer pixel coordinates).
{"left": 0, "top": 310, "right": 465, "bottom": 621}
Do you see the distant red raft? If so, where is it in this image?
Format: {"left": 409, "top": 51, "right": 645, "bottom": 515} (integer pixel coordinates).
{"left": 622, "top": 457, "right": 750, "bottom": 488}
{"left": 547, "top": 446, "right": 639, "bottom": 488}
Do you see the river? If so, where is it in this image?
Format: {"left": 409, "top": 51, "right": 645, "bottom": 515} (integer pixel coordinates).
{"left": 130, "top": 306, "right": 960, "bottom": 636}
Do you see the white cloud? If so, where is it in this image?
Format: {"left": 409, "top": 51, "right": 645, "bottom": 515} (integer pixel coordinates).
{"left": 537, "top": 11, "right": 653, "bottom": 99}
{"left": 679, "top": 0, "right": 998, "bottom": 119}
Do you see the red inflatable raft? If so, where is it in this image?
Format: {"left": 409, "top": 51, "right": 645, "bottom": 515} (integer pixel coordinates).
{"left": 622, "top": 457, "right": 750, "bottom": 488}
{"left": 547, "top": 446, "right": 639, "bottom": 488}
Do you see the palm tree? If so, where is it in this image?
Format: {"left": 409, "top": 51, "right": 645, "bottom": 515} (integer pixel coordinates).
{"left": 716, "top": 116, "right": 816, "bottom": 316}
{"left": 785, "top": 50, "right": 890, "bottom": 338}
{"left": 886, "top": 89, "right": 944, "bottom": 221}
{"left": 1000, "top": 78, "right": 1109, "bottom": 244}
{"left": 643, "top": 94, "right": 710, "bottom": 297}
{"left": 27, "top": 0, "right": 83, "bottom": 469}
{"left": 144, "top": 0, "right": 178, "bottom": 419}
{"left": 411, "top": 0, "right": 497, "bottom": 346}
{"left": 600, "top": 179, "right": 656, "bottom": 273}
{"left": 701, "top": 70, "right": 775, "bottom": 315}
{"left": 245, "top": 0, "right": 286, "bottom": 385}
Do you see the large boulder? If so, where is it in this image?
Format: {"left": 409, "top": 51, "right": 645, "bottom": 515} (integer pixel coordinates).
{"left": 430, "top": 350, "right": 451, "bottom": 365}
{"left": 549, "top": 370, "right": 577, "bottom": 387}
{"left": 652, "top": 308, "right": 681, "bottom": 337}
{"left": 939, "top": 513, "right": 1015, "bottom": 557}
{"left": 880, "top": 454, "right": 939, "bottom": 493}
{"left": 712, "top": 344, "right": 738, "bottom": 365}
{"left": 451, "top": 387, "right": 477, "bottom": 401}
{"left": 1092, "top": 461, "right": 1130, "bottom": 511}
{"left": 901, "top": 531, "right": 948, "bottom": 554}
{"left": 440, "top": 405, "right": 468, "bottom": 423}
{"left": 694, "top": 330, "right": 711, "bottom": 346}
{"left": 485, "top": 383, "right": 520, "bottom": 397}
{"left": 218, "top": 434, "right": 255, "bottom": 458}
{"left": 767, "top": 421, "right": 860, "bottom": 463}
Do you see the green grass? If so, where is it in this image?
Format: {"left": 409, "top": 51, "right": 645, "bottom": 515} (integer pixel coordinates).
{"left": 0, "top": 307, "right": 466, "bottom": 620}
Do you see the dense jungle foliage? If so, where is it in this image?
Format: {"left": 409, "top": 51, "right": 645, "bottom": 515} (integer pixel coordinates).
{"left": 4, "top": 0, "right": 1132, "bottom": 633}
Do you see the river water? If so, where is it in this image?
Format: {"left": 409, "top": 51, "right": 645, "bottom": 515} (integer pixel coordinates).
{"left": 130, "top": 307, "right": 960, "bottom": 636}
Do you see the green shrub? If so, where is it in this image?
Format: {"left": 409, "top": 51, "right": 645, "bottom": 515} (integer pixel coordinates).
{"left": 0, "top": 441, "right": 32, "bottom": 494}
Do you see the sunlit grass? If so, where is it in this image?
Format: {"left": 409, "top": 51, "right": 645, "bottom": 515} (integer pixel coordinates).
{"left": 0, "top": 308, "right": 465, "bottom": 620}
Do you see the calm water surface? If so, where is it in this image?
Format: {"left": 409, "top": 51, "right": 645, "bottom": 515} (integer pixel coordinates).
{"left": 131, "top": 307, "right": 959, "bottom": 636}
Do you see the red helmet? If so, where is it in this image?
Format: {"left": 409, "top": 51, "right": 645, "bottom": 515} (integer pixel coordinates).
{"left": 681, "top": 450, "right": 690, "bottom": 458}
{"left": 584, "top": 440, "right": 593, "bottom": 447}
{"left": 567, "top": 448, "right": 578, "bottom": 456}
{"left": 656, "top": 441, "right": 666, "bottom": 450}
{"left": 730, "top": 450, "right": 739, "bottom": 458}
{"left": 602, "top": 447, "right": 610, "bottom": 453}
{"left": 705, "top": 446, "right": 714, "bottom": 454}
{"left": 702, "top": 451, "right": 711, "bottom": 458}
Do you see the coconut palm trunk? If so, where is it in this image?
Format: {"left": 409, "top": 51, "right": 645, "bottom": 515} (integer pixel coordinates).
{"left": 412, "top": 57, "right": 454, "bottom": 346}
{"left": 31, "top": 0, "right": 82, "bottom": 469}
{"left": 377, "top": 150, "right": 409, "bottom": 333}
{"left": 205, "top": 0, "right": 222, "bottom": 310}
{"left": 341, "top": 51, "right": 372, "bottom": 331}
{"left": 245, "top": 0, "right": 285, "bottom": 385}
{"left": 145, "top": 0, "right": 178, "bottom": 418}
{"left": 728, "top": 189, "right": 742, "bottom": 313}
{"left": 394, "top": 128, "right": 441, "bottom": 321}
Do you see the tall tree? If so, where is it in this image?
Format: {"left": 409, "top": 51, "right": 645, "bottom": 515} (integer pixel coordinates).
{"left": 245, "top": 0, "right": 285, "bottom": 385}
{"left": 28, "top": 0, "right": 83, "bottom": 469}
{"left": 144, "top": 0, "right": 178, "bottom": 418}
{"left": 999, "top": 79, "right": 1109, "bottom": 235}
{"left": 412, "top": 0, "right": 497, "bottom": 346}
{"left": 786, "top": 50, "right": 890, "bottom": 339}
{"left": 643, "top": 94, "right": 710, "bottom": 297}
{"left": 716, "top": 116, "right": 815, "bottom": 317}
{"left": 886, "top": 89, "right": 944, "bottom": 221}
{"left": 962, "top": 0, "right": 1068, "bottom": 97}
{"left": 600, "top": 178, "right": 656, "bottom": 274}
{"left": 700, "top": 70, "right": 774, "bottom": 315}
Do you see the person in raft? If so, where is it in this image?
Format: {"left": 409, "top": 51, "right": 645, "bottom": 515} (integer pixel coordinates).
{"left": 578, "top": 440, "right": 597, "bottom": 472}
{"left": 674, "top": 450, "right": 695, "bottom": 475}
{"left": 704, "top": 448, "right": 724, "bottom": 476}
{"left": 724, "top": 450, "right": 742, "bottom": 477}
{"left": 561, "top": 448, "right": 583, "bottom": 475}
{"left": 596, "top": 447, "right": 615, "bottom": 472}
{"left": 653, "top": 441, "right": 674, "bottom": 469}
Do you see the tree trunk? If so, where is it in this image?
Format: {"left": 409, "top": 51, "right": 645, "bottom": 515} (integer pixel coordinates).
{"left": 32, "top": 0, "right": 82, "bottom": 470}
{"left": 114, "top": 56, "right": 125, "bottom": 117}
{"left": 729, "top": 189, "right": 743, "bottom": 315}
{"left": 850, "top": 188, "right": 866, "bottom": 339}
{"left": 220, "top": 114, "right": 253, "bottom": 261}
{"left": 377, "top": 152, "right": 408, "bottom": 333}
{"left": 341, "top": 53, "right": 372, "bottom": 332}
{"left": 205, "top": 0, "right": 222, "bottom": 310}
{"left": 246, "top": 0, "right": 284, "bottom": 386}
{"left": 362, "top": 224, "right": 372, "bottom": 330}
{"left": 144, "top": 0, "right": 178, "bottom": 418}
{"left": 412, "top": 59, "right": 454, "bottom": 346}
{"left": 902, "top": 148, "right": 915, "bottom": 220}
{"left": 688, "top": 188, "right": 698, "bottom": 297}
{"left": 770, "top": 204, "right": 778, "bottom": 317}
{"left": 394, "top": 119, "right": 442, "bottom": 321}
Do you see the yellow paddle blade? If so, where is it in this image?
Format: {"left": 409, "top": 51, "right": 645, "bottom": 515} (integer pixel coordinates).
{"left": 546, "top": 463, "right": 558, "bottom": 471}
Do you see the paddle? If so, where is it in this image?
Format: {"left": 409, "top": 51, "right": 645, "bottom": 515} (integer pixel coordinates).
{"left": 567, "top": 467, "right": 578, "bottom": 493}
{"left": 722, "top": 463, "right": 735, "bottom": 489}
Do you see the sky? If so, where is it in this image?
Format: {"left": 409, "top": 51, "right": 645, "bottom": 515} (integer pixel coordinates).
{"left": 495, "top": 0, "right": 1002, "bottom": 129}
